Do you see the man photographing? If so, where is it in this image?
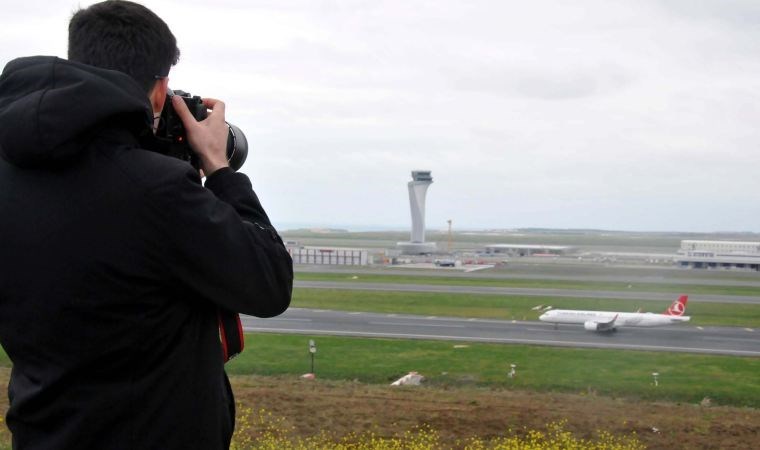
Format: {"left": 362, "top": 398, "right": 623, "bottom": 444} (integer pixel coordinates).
{"left": 0, "top": 1, "right": 293, "bottom": 448}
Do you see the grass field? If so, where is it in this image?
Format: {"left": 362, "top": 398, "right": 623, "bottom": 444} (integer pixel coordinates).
{"left": 2, "top": 335, "right": 758, "bottom": 408}
{"left": 291, "top": 288, "right": 760, "bottom": 327}
{"left": 0, "top": 365, "right": 653, "bottom": 450}
{"left": 3, "top": 361, "right": 758, "bottom": 449}
{"left": 224, "top": 333, "right": 760, "bottom": 408}
{"left": 2, "top": 335, "right": 759, "bottom": 449}
{"left": 296, "top": 272, "right": 760, "bottom": 297}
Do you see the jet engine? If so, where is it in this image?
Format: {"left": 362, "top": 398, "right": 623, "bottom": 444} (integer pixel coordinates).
{"left": 584, "top": 321, "right": 601, "bottom": 331}
{"left": 584, "top": 320, "right": 617, "bottom": 332}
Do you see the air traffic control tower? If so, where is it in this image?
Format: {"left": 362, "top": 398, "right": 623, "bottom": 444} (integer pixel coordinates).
{"left": 397, "top": 171, "right": 437, "bottom": 255}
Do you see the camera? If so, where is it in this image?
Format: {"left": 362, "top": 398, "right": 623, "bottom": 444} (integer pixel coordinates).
{"left": 153, "top": 89, "right": 248, "bottom": 171}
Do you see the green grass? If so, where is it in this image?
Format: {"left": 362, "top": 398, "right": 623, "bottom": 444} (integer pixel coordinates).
{"left": 227, "top": 333, "right": 760, "bottom": 408}
{"left": 2, "top": 336, "right": 758, "bottom": 408}
{"left": 292, "top": 288, "right": 760, "bottom": 328}
{"left": 296, "top": 272, "right": 760, "bottom": 297}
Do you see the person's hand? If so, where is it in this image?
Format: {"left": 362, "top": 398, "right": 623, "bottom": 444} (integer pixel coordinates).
{"left": 171, "top": 95, "right": 230, "bottom": 176}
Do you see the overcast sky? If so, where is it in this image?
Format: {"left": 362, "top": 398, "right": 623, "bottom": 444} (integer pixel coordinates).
{"left": 3, "top": 0, "right": 760, "bottom": 232}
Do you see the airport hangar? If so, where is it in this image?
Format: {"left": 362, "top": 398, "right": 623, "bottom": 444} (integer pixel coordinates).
{"left": 676, "top": 240, "right": 760, "bottom": 271}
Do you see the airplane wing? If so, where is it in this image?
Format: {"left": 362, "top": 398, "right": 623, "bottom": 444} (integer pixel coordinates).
{"left": 587, "top": 314, "right": 618, "bottom": 331}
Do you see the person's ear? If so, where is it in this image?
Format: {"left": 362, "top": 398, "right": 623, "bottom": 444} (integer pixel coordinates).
{"left": 149, "top": 77, "right": 170, "bottom": 115}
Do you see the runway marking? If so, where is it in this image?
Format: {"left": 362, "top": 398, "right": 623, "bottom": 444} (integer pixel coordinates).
{"left": 349, "top": 312, "right": 362, "bottom": 315}
{"left": 703, "top": 336, "right": 760, "bottom": 343}
{"left": 368, "top": 322, "right": 466, "bottom": 329}
{"left": 245, "top": 318, "right": 311, "bottom": 323}
{"left": 242, "top": 327, "right": 760, "bottom": 357}
{"left": 527, "top": 328, "right": 577, "bottom": 334}
{"left": 745, "top": 328, "right": 755, "bottom": 332}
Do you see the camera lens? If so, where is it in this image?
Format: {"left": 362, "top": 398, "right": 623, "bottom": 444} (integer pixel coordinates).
{"left": 226, "top": 122, "right": 248, "bottom": 171}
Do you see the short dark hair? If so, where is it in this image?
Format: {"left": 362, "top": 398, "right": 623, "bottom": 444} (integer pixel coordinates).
{"left": 68, "top": 0, "right": 180, "bottom": 92}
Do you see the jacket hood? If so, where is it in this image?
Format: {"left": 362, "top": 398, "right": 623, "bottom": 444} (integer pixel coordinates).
{"left": 0, "top": 56, "right": 153, "bottom": 168}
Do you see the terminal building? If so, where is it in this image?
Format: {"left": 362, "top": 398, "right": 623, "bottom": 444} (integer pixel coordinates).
{"left": 676, "top": 240, "right": 760, "bottom": 271}
{"left": 483, "top": 244, "right": 575, "bottom": 257}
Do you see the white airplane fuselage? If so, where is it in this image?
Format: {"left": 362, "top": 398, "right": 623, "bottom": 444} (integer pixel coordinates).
{"left": 539, "top": 309, "right": 690, "bottom": 329}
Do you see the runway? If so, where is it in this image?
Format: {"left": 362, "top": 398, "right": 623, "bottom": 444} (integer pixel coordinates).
{"left": 242, "top": 308, "right": 760, "bottom": 357}
{"left": 294, "top": 280, "right": 760, "bottom": 305}
{"left": 297, "top": 265, "right": 760, "bottom": 288}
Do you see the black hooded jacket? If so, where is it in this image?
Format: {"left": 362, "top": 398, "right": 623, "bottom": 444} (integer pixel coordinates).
{"left": 0, "top": 56, "right": 292, "bottom": 449}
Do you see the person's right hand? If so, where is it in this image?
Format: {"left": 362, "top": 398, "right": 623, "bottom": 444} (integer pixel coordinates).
{"left": 171, "top": 95, "right": 230, "bottom": 176}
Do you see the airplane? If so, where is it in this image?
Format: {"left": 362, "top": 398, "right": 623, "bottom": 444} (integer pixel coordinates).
{"left": 538, "top": 295, "right": 690, "bottom": 331}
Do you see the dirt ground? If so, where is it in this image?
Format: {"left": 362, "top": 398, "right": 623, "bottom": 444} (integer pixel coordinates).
{"left": 1, "top": 368, "right": 758, "bottom": 449}
{"left": 231, "top": 375, "right": 760, "bottom": 449}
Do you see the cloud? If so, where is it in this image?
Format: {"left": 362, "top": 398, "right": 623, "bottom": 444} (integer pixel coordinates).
{"left": 4, "top": 0, "right": 760, "bottom": 232}
{"left": 451, "top": 63, "right": 635, "bottom": 100}
{"left": 657, "top": 0, "right": 760, "bottom": 28}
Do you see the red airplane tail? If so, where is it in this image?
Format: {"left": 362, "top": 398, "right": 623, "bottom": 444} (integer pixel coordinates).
{"left": 665, "top": 295, "right": 688, "bottom": 316}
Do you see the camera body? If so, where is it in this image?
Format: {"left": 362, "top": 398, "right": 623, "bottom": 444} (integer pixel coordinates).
{"left": 154, "top": 90, "right": 248, "bottom": 171}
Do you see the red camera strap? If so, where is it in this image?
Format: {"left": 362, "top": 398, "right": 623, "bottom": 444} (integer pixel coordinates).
{"left": 217, "top": 309, "right": 244, "bottom": 363}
